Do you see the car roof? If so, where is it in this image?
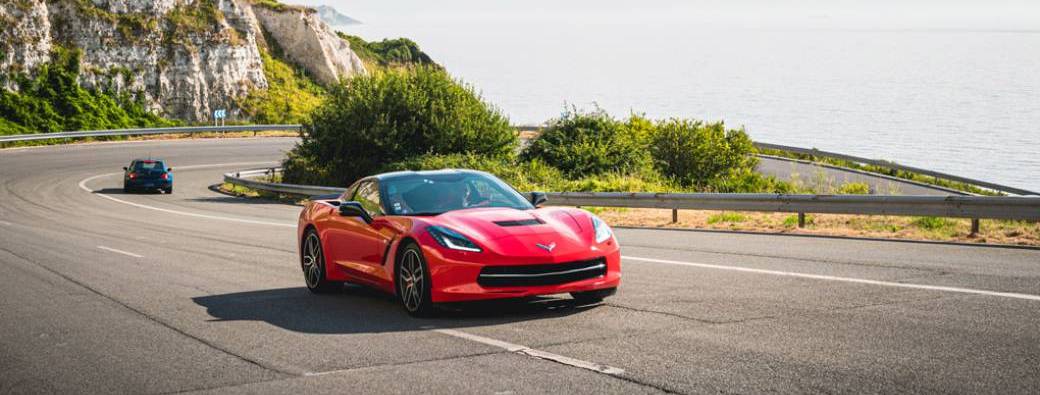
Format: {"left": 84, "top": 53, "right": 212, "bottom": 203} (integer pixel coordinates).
{"left": 372, "top": 168, "right": 489, "bottom": 182}
{"left": 131, "top": 158, "right": 166, "bottom": 162}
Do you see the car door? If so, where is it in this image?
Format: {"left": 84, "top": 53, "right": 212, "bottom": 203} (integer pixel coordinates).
{"left": 325, "top": 179, "right": 396, "bottom": 285}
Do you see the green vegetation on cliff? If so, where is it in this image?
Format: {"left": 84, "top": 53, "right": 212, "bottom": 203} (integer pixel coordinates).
{"left": 338, "top": 33, "right": 438, "bottom": 70}
{"left": 238, "top": 28, "right": 326, "bottom": 124}
{"left": 0, "top": 47, "right": 174, "bottom": 135}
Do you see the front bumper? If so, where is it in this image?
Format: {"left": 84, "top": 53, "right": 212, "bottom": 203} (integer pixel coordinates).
{"left": 422, "top": 243, "right": 622, "bottom": 303}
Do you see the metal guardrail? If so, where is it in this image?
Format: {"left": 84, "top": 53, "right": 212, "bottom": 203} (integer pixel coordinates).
{"left": 6, "top": 124, "right": 1033, "bottom": 196}
{"left": 0, "top": 124, "right": 302, "bottom": 143}
{"left": 225, "top": 168, "right": 1040, "bottom": 227}
{"left": 224, "top": 169, "right": 345, "bottom": 197}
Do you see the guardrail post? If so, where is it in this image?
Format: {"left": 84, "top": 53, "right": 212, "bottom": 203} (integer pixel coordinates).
{"left": 671, "top": 209, "right": 678, "bottom": 223}
{"left": 798, "top": 212, "right": 806, "bottom": 228}
{"left": 971, "top": 219, "right": 980, "bottom": 236}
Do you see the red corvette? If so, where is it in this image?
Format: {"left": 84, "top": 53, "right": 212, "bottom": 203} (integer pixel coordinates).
{"left": 297, "top": 169, "right": 621, "bottom": 316}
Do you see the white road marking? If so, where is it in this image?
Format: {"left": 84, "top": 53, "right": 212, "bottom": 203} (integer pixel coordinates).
{"left": 0, "top": 220, "right": 12, "bottom": 226}
{"left": 97, "top": 246, "right": 144, "bottom": 258}
{"left": 78, "top": 162, "right": 294, "bottom": 228}
{"left": 433, "top": 328, "right": 625, "bottom": 376}
{"left": 624, "top": 255, "right": 1040, "bottom": 302}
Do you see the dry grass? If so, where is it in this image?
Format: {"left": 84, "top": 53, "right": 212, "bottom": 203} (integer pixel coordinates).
{"left": 591, "top": 207, "right": 1040, "bottom": 247}
{"left": 218, "top": 182, "right": 305, "bottom": 205}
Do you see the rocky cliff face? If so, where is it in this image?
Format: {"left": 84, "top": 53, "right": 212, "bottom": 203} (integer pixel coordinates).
{"left": 252, "top": 5, "right": 365, "bottom": 87}
{"left": 0, "top": 0, "right": 366, "bottom": 122}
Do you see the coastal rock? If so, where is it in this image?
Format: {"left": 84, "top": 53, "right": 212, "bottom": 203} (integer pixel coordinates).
{"left": 0, "top": 0, "right": 53, "bottom": 86}
{"left": 0, "top": 0, "right": 366, "bottom": 122}
{"left": 252, "top": 4, "right": 366, "bottom": 86}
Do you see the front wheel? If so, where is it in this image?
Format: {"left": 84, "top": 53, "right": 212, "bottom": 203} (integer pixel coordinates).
{"left": 571, "top": 288, "right": 616, "bottom": 304}
{"left": 397, "top": 243, "right": 435, "bottom": 317}
{"left": 301, "top": 230, "right": 342, "bottom": 294}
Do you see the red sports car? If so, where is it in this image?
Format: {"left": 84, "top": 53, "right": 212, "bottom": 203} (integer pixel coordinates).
{"left": 297, "top": 169, "right": 621, "bottom": 316}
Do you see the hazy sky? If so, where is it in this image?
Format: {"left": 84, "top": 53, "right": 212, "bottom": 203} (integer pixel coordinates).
{"left": 292, "top": 0, "right": 1040, "bottom": 31}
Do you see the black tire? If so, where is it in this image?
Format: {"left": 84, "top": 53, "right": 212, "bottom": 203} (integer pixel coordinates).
{"left": 123, "top": 185, "right": 133, "bottom": 193}
{"left": 396, "top": 242, "right": 435, "bottom": 317}
{"left": 300, "top": 229, "right": 342, "bottom": 294}
{"left": 164, "top": 186, "right": 173, "bottom": 194}
{"left": 571, "top": 288, "right": 617, "bottom": 304}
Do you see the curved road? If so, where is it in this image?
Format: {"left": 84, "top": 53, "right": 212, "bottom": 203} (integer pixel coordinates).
{"left": 1, "top": 138, "right": 1038, "bottom": 394}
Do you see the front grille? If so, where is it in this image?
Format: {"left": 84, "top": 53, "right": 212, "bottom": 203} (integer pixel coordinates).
{"left": 478, "top": 257, "right": 607, "bottom": 287}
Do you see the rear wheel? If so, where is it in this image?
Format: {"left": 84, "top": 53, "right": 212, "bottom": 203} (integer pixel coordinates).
{"left": 163, "top": 186, "right": 173, "bottom": 194}
{"left": 571, "top": 288, "right": 616, "bottom": 304}
{"left": 397, "top": 243, "right": 435, "bottom": 317}
{"left": 301, "top": 230, "right": 342, "bottom": 294}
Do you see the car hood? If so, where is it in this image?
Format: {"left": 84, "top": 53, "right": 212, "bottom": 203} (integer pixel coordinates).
{"left": 427, "top": 207, "right": 592, "bottom": 257}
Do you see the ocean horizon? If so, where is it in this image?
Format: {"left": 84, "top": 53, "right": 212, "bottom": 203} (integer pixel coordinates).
{"left": 310, "top": 1, "right": 1040, "bottom": 192}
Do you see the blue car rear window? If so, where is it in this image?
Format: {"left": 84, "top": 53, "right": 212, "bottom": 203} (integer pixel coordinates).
{"left": 134, "top": 161, "right": 165, "bottom": 171}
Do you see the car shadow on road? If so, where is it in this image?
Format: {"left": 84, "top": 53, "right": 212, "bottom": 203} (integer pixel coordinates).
{"left": 92, "top": 187, "right": 163, "bottom": 195}
{"left": 192, "top": 284, "right": 599, "bottom": 334}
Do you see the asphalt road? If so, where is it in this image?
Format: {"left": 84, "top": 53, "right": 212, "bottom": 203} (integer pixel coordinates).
{"left": 1, "top": 138, "right": 1038, "bottom": 394}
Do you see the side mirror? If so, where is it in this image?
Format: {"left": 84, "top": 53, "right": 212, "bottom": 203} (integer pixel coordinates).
{"left": 338, "top": 201, "right": 373, "bottom": 224}
{"left": 529, "top": 192, "right": 548, "bottom": 207}
{"left": 167, "top": 167, "right": 173, "bottom": 171}
{"left": 122, "top": 167, "right": 128, "bottom": 171}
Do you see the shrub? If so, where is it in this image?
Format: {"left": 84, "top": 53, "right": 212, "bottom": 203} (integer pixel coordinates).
{"left": 283, "top": 68, "right": 517, "bottom": 186}
{"left": 338, "top": 33, "right": 438, "bottom": 69}
{"left": 382, "top": 153, "right": 563, "bottom": 193}
{"left": 707, "top": 168, "right": 798, "bottom": 193}
{"left": 836, "top": 182, "right": 871, "bottom": 195}
{"left": 650, "top": 119, "right": 758, "bottom": 187}
{"left": 522, "top": 109, "right": 654, "bottom": 177}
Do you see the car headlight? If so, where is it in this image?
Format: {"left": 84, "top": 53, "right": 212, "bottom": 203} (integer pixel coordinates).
{"left": 591, "top": 216, "right": 612, "bottom": 243}
{"left": 427, "top": 226, "right": 482, "bottom": 252}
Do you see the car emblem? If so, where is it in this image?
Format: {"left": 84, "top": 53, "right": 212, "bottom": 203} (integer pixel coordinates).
{"left": 536, "top": 242, "right": 556, "bottom": 252}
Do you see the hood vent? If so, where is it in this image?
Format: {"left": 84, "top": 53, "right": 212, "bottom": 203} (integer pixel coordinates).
{"left": 494, "top": 218, "right": 544, "bottom": 227}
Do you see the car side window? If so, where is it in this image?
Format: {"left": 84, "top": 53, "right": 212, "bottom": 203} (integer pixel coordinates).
{"left": 353, "top": 180, "right": 383, "bottom": 217}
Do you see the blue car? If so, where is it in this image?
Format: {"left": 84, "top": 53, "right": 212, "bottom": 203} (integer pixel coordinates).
{"left": 123, "top": 159, "right": 173, "bottom": 193}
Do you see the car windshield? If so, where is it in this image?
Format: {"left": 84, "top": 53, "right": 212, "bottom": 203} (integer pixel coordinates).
{"left": 381, "top": 172, "right": 534, "bottom": 215}
{"left": 134, "top": 161, "right": 165, "bottom": 171}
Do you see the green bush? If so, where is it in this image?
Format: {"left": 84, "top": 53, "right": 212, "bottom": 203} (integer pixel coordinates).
{"left": 383, "top": 153, "right": 563, "bottom": 193}
{"left": 836, "top": 182, "right": 871, "bottom": 195}
{"left": 283, "top": 68, "right": 517, "bottom": 186}
{"left": 0, "top": 47, "right": 174, "bottom": 135}
{"left": 650, "top": 119, "right": 758, "bottom": 187}
{"left": 708, "top": 168, "right": 798, "bottom": 193}
{"left": 338, "top": 33, "right": 438, "bottom": 69}
{"left": 522, "top": 109, "right": 654, "bottom": 177}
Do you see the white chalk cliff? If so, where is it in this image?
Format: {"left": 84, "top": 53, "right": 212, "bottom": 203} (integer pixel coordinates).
{"left": 0, "top": 0, "right": 366, "bottom": 121}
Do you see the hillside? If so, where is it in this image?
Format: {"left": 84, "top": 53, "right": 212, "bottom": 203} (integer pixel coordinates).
{"left": 0, "top": 0, "right": 376, "bottom": 131}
